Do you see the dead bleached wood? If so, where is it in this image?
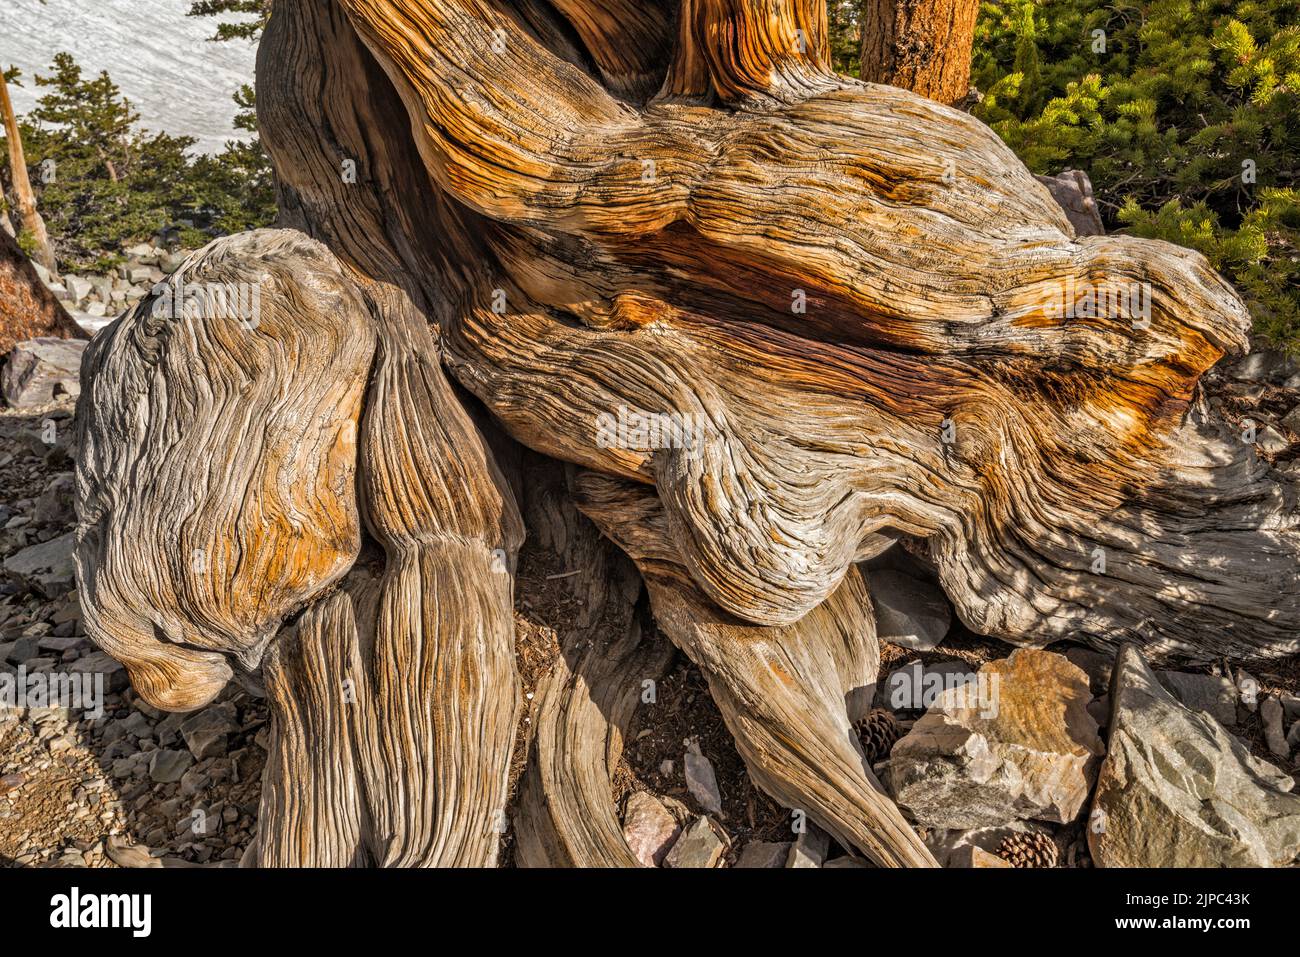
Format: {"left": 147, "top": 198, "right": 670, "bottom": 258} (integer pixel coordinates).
{"left": 511, "top": 455, "right": 674, "bottom": 867}
{"left": 77, "top": 230, "right": 524, "bottom": 866}
{"left": 573, "top": 472, "right": 935, "bottom": 868}
{"left": 74, "top": 0, "right": 1300, "bottom": 871}
{"left": 308, "top": 0, "right": 1295, "bottom": 662}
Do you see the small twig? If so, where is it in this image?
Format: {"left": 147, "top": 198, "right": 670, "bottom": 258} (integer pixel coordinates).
{"left": 545, "top": 568, "right": 583, "bottom": 580}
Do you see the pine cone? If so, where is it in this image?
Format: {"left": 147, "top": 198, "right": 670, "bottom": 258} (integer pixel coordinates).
{"left": 854, "top": 708, "right": 901, "bottom": 763}
{"left": 996, "top": 832, "right": 1059, "bottom": 869}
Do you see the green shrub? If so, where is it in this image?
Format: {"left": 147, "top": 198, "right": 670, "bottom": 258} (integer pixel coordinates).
{"left": 970, "top": 0, "right": 1300, "bottom": 353}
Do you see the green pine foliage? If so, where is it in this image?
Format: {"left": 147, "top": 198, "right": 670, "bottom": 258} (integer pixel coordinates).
{"left": 970, "top": 0, "right": 1300, "bottom": 352}
{"left": 0, "top": 53, "right": 276, "bottom": 274}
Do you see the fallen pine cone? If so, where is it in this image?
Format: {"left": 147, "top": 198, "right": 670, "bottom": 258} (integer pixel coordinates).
{"left": 854, "top": 708, "right": 901, "bottom": 763}
{"left": 996, "top": 832, "right": 1059, "bottom": 869}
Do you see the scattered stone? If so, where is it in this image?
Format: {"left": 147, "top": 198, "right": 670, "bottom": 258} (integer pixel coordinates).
{"left": 1262, "top": 697, "right": 1290, "bottom": 759}
{"left": 883, "top": 658, "right": 977, "bottom": 711}
{"left": 622, "top": 790, "right": 681, "bottom": 867}
{"left": 3, "top": 531, "right": 76, "bottom": 592}
{"left": 1, "top": 338, "right": 87, "bottom": 408}
{"left": 734, "top": 840, "right": 791, "bottom": 868}
{"left": 683, "top": 739, "right": 723, "bottom": 817}
{"left": 1089, "top": 645, "right": 1300, "bottom": 867}
{"left": 148, "top": 749, "right": 194, "bottom": 784}
{"left": 3, "top": 636, "right": 39, "bottom": 664}
{"left": 865, "top": 568, "right": 951, "bottom": 651}
{"left": 662, "top": 815, "right": 724, "bottom": 869}
{"left": 32, "top": 473, "right": 75, "bottom": 527}
{"left": 180, "top": 702, "right": 238, "bottom": 760}
{"left": 1281, "top": 693, "right": 1300, "bottom": 724}
{"left": 885, "top": 649, "right": 1103, "bottom": 829}
{"left": 924, "top": 821, "right": 1041, "bottom": 867}
{"left": 1256, "top": 425, "right": 1290, "bottom": 456}
{"left": 786, "top": 822, "right": 830, "bottom": 868}
{"left": 823, "top": 855, "right": 869, "bottom": 868}
{"left": 1282, "top": 405, "right": 1300, "bottom": 435}
{"left": 68, "top": 651, "right": 129, "bottom": 694}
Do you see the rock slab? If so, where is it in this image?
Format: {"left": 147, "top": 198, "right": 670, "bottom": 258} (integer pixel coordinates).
{"left": 2, "top": 338, "right": 87, "bottom": 408}
{"left": 1089, "top": 645, "right": 1300, "bottom": 868}
{"left": 885, "top": 649, "right": 1103, "bottom": 829}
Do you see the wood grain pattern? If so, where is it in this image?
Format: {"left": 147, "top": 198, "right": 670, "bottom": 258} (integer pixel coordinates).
{"left": 74, "top": 0, "right": 1299, "bottom": 870}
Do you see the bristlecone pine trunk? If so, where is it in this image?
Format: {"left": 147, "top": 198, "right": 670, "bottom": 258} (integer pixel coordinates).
{"left": 0, "top": 70, "right": 58, "bottom": 276}
{"left": 858, "top": 0, "right": 980, "bottom": 105}
{"left": 74, "top": 0, "right": 1299, "bottom": 869}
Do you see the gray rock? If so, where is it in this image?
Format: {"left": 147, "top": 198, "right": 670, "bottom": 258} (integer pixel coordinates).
{"left": 735, "top": 841, "right": 791, "bottom": 868}
{"left": 786, "top": 821, "right": 830, "bottom": 868}
{"left": 3, "top": 531, "right": 77, "bottom": 592}
{"left": 1282, "top": 405, "right": 1300, "bottom": 435}
{"left": 1229, "top": 350, "right": 1296, "bottom": 384}
{"left": 1288, "top": 719, "right": 1300, "bottom": 751}
{"left": 64, "top": 274, "right": 94, "bottom": 305}
{"left": 1, "top": 338, "right": 87, "bottom": 408}
{"left": 925, "top": 821, "right": 1040, "bottom": 867}
{"left": 885, "top": 649, "right": 1103, "bottom": 829}
{"left": 1156, "top": 671, "right": 1238, "bottom": 727}
{"left": 33, "top": 472, "right": 76, "bottom": 526}
{"left": 180, "top": 702, "right": 238, "bottom": 760}
{"left": 1257, "top": 425, "right": 1290, "bottom": 456}
{"left": 1262, "top": 697, "right": 1290, "bottom": 759}
{"left": 36, "top": 634, "right": 86, "bottom": 655}
{"left": 865, "top": 568, "right": 952, "bottom": 651}
{"left": 1035, "top": 170, "right": 1105, "bottom": 236}
{"left": 683, "top": 740, "right": 723, "bottom": 817}
{"left": 823, "top": 856, "right": 869, "bottom": 868}
{"left": 1089, "top": 645, "right": 1300, "bottom": 867}
{"left": 3, "top": 637, "right": 39, "bottom": 664}
{"left": 149, "top": 749, "right": 194, "bottom": 784}
{"left": 68, "top": 650, "right": 129, "bottom": 694}
{"left": 662, "top": 815, "right": 724, "bottom": 869}
{"left": 622, "top": 790, "right": 681, "bottom": 867}
{"left": 1281, "top": 693, "right": 1300, "bottom": 724}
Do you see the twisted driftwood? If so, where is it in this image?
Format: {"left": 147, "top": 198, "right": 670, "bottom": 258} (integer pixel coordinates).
{"left": 74, "top": 0, "right": 1298, "bottom": 869}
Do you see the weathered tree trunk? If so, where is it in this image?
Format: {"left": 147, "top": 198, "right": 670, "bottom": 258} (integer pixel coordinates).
{"left": 74, "top": 0, "right": 1299, "bottom": 869}
{"left": 858, "top": 0, "right": 979, "bottom": 104}
{"left": 0, "top": 71, "right": 57, "bottom": 275}
{"left": 0, "top": 225, "right": 86, "bottom": 356}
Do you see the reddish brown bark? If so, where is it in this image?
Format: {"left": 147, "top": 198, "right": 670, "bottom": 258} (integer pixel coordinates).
{"left": 858, "top": 0, "right": 979, "bottom": 105}
{"left": 0, "top": 227, "right": 87, "bottom": 356}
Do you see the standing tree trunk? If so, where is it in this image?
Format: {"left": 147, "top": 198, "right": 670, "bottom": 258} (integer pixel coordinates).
{"left": 73, "top": 0, "right": 1299, "bottom": 869}
{"left": 858, "top": 0, "right": 980, "bottom": 104}
{"left": 0, "top": 226, "right": 86, "bottom": 356}
{"left": 0, "top": 71, "right": 57, "bottom": 275}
